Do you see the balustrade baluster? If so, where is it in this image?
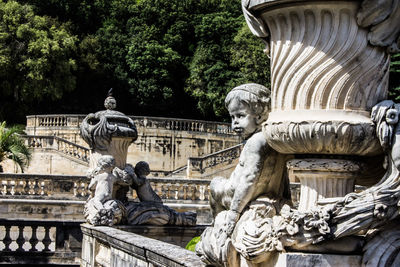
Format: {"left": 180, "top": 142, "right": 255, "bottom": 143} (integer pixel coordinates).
{"left": 16, "top": 226, "right": 25, "bottom": 252}
{"left": 29, "top": 225, "right": 39, "bottom": 252}
{"left": 186, "top": 185, "right": 193, "bottom": 200}
{"left": 199, "top": 185, "right": 206, "bottom": 201}
{"left": 1, "top": 180, "right": 7, "bottom": 195}
{"left": 70, "top": 144, "right": 74, "bottom": 156}
{"left": 194, "top": 185, "right": 200, "bottom": 200}
{"left": 40, "top": 181, "right": 46, "bottom": 195}
{"left": 177, "top": 184, "right": 184, "bottom": 200}
{"left": 33, "top": 180, "right": 40, "bottom": 195}
{"left": 16, "top": 180, "right": 24, "bottom": 195}
{"left": 81, "top": 182, "right": 87, "bottom": 197}
{"left": 205, "top": 185, "right": 210, "bottom": 201}
{"left": 10, "top": 180, "right": 15, "bottom": 195}
{"left": 42, "top": 226, "right": 52, "bottom": 252}
{"left": 73, "top": 182, "right": 78, "bottom": 197}
{"left": 167, "top": 183, "right": 173, "bottom": 199}
{"left": 183, "top": 184, "right": 188, "bottom": 200}
{"left": 173, "top": 184, "right": 179, "bottom": 200}
{"left": 3, "top": 225, "right": 12, "bottom": 251}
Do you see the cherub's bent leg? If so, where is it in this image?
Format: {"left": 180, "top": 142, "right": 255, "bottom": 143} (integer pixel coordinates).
{"left": 210, "top": 176, "right": 233, "bottom": 218}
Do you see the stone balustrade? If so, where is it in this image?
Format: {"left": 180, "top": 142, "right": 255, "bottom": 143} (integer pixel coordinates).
{"left": 145, "top": 178, "right": 210, "bottom": 203}
{"left": 0, "top": 219, "right": 82, "bottom": 265}
{"left": 26, "top": 114, "right": 234, "bottom": 135}
{"left": 0, "top": 173, "right": 209, "bottom": 203}
{"left": 187, "top": 143, "right": 243, "bottom": 178}
{"left": 0, "top": 173, "right": 90, "bottom": 199}
{"left": 24, "top": 135, "right": 90, "bottom": 164}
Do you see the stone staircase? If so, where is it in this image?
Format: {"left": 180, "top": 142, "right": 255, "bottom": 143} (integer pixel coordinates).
{"left": 20, "top": 133, "right": 243, "bottom": 179}
{"left": 186, "top": 143, "right": 243, "bottom": 178}
{"left": 16, "top": 114, "right": 241, "bottom": 176}
{"left": 24, "top": 135, "right": 89, "bottom": 164}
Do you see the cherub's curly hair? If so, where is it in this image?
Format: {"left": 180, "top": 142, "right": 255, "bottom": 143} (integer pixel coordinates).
{"left": 225, "top": 83, "right": 271, "bottom": 123}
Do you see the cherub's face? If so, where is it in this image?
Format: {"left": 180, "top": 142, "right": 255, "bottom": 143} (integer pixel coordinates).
{"left": 227, "top": 99, "right": 258, "bottom": 139}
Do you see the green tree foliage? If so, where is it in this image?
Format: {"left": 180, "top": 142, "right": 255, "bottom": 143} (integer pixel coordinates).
{"left": 185, "top": 12, "right": 270, "bottom": 119}
{"left": 2, "top": 0, "right": 271, "bottom": 122}
{"left": 389, "top": 53, "right": 400, "bottom": 101}
{"left": 4, "top": 0, "right": 400, "bottom": 123}
{"left": 186, "top": 11, "right": 243, "bottom": 118}
{"left": 230, "top": 22, "right": 270, "bottom": 88}
{"left": 0, "top": 121, "right": 31, "bottom": 172}
{"left": 0, "top": 0, "right": 77, "bottom": 122}
{"left": 185, "top": 236, "right": 200, "bottom": 252}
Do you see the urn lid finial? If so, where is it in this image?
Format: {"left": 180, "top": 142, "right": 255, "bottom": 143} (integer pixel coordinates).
{"left": 104, "top": 88, "right": 116, "bottom": 110}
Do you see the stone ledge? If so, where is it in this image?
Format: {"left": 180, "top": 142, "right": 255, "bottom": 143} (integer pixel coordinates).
{"left": 81, "top": 223, "right": 205, "bottom": 267}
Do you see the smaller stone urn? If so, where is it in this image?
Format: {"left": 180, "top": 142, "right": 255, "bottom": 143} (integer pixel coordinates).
{"left": 80, "top": 90, "right": 196, "bottom": 226}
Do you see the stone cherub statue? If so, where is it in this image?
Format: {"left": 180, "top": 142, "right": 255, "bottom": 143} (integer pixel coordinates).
{"left": 81, "top": 90, "right": 196, "bottom": 227}
{"left": 85, "top": 155, "right": 130, "bottom": 226}
{"left": 132, "top": 161, "right": 162, "bottom": 203}
{"left": 124, "top": 160, "right": 196, "bottom": 226}
{"left": 204, "top": 100, "right": 400, "bottom": 266}
{"left": 196, "top": 83, "right": 292, "bottom": 266}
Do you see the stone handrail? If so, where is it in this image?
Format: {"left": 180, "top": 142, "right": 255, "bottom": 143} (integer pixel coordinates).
{"left": 187, "top": 143, "right": 243, "bottom": 177}
{"left": 26, "top": 114, "right": 235, "bottom": 135}
{"left": 23, "top": 135, "right": 90, "bottom": 163}
{"left": 0, "top": 218, "right": 83, "bottom": 265}
{"left": 81, "top": 223, "right": 205, "bottom": 267}
{"left": 0, "top": 173, "right": 210, "bottom": 203}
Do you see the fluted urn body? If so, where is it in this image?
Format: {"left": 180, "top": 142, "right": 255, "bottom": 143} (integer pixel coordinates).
{"left": 247, "top": 0, "right": 390, "bottom": 155}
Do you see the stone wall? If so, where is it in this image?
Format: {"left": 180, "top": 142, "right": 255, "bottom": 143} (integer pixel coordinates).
{"left": 22, "top": 115, "right": 240, "bottom": 176}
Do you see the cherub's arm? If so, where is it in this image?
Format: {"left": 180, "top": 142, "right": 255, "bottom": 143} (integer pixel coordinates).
{"left": 221, "top": 134, "right": 267, "bottom": 237}
{"left": 230, "top": 134, "right": 266, "bottom": 214}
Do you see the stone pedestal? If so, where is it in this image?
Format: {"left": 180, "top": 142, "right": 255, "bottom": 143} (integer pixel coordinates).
{"left": 287, "top": 159, "right": 360, "bottom": 211}
{"left": 89, "top": 137, "right": 133, "bottom": 169}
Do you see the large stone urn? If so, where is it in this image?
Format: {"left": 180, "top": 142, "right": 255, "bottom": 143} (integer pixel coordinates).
{"left": 243, "top": 0, "right": 398, "bottom": 208}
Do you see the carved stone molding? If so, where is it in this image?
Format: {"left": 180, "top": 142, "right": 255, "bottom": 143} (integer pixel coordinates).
{"left": 264, "top": 110, "right": 382, "bottom": 155}
{"left": 287, "top": 159, "right": 360, "bottom": 211}
{"left": 244, "top": 0, "right": 398, "bottom": 155}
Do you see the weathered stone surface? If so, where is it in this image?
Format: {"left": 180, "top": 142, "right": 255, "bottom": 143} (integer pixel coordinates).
{"left": 81, "top": 92, "right": 196, "bottom": 227}
{"left": 287, "top": 159, "right": 360, "bottom": 211}
{"left": 81, "top": 223, "right": 205, "bottom": 267}
{"left": 197, "top": 0, "right": 400, "bottom": 266}
{"left": 23, "top": 114, "right": 240, "bottom": 176}
{"left": 245, "top": 0, "right": 394, "bottom": 156}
